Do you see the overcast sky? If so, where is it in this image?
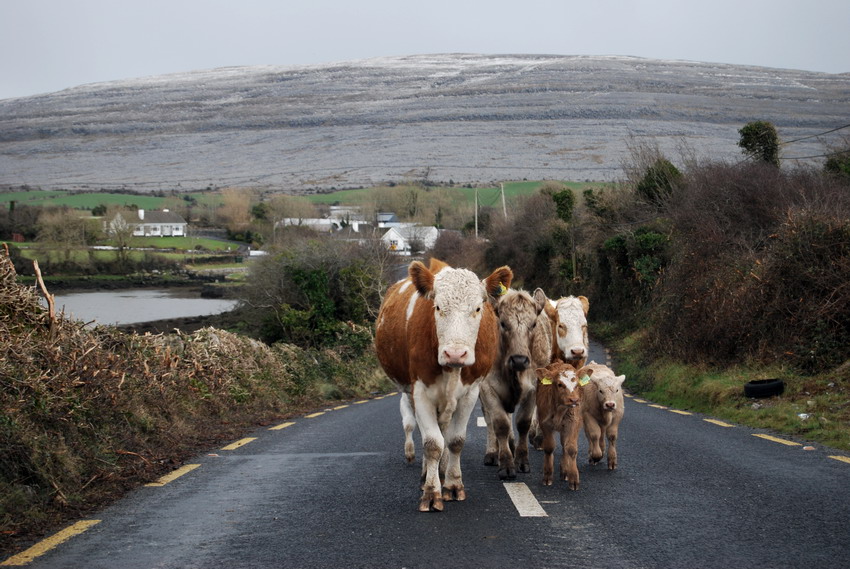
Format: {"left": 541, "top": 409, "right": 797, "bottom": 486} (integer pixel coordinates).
{"left": 1, "top": 0, "right": 848, "bottom": 101}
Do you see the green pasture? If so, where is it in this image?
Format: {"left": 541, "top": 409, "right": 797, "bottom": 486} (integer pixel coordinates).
{"left": 0, "top": 189, "right": 223, "bottom": 210}
{"left": 305, "top": 180, "right": 606, "bottom": 207}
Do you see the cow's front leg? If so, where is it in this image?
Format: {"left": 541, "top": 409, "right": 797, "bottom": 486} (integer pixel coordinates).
{"left": 560, "top": 422, "right": 581, "bottom": 490}
{"left": 514, "top": 378, "right": 536, "bottom": 474}
{"left": 414, "top": 386, "right": 445, "bottom": 512}
{"left": 478, "top": 379, "right": 501, "bottom": 466}
{"left": 441, "top": 382, "right": 480, "bottom": 501}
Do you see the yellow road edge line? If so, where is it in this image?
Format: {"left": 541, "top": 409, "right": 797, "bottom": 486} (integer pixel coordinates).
{"left": 633, "top": 398, "right": 647, "bottom": 403}
{"left": 829, "top": 455, "right": 850, "bottom": 465}
{"left": 145, "top": 463, "right": 201, "bottom": 487}
{"left": 624, "top": 393, "right": 634, "bottom": 398}
{"left": 333, "top": 405, "right": 349, "bottom": 410}
{"left": 221, "top": 437, "right": 257, "bottom": 450}
{"left": 704, "top": 419, "right": 734, "bottom": 428}
{"left": 753, "top": 434, "right": 801, "bottom": 446}
{"left": 354, "top": 400, "right": 369, "bottom": 404}
{"left": 305, "top": 411, "right": 325, "bottom": 418}
{"left": 669, "top": 410, "right": 693, "bottom": 415}
{"left": 268, "top": 421, "right": 295, "bottom": 431}
{"left": 1, "top": 520, "right": 101, "bottom": 566}
{"left": 649, "top": 404, "right": 668, "bottom": 409}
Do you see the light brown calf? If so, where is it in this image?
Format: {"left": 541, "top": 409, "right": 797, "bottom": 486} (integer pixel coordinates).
{"left": 534, "top": 360, "right": 593, "bottom": 489}
{"left": 581, "top": 362, "right": 626, "bottom": 470}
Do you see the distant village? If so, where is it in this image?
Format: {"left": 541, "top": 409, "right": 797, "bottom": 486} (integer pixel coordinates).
{"left": 105, "top": 205, "right": 453, "bottom": 256}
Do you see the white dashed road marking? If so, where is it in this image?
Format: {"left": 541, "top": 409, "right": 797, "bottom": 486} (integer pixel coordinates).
{"left": 503, "top": 482, "right": 548, "bottom": 517}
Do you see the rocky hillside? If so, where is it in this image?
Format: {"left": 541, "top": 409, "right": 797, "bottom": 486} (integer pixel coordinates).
{"left": 1, "top": 54, "right": 848, "bottom": 192}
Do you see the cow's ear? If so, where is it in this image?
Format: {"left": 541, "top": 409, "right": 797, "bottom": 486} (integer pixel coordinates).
{"left": 543, "top": 298, "right": 558, "bottom": 322}
{"left": 577, "top": 366, "right": 594, "bottom": 378}
{"left": 428, "top": 257, "right": 449, "bottom": 274}
{"left": 535, "top": 367, "right": 547, "bottom": 379}
{"left": 532, "top": 288, "right": 548, "bottom": 314}
{"left": 614, "top": 374, "right": 626, "bottom": 387}
{"left": 409, "top": 261, "right": 435, "bottom": 298}
{"left": 578, "top": 295, "right": 590, "bottom": 315}
{"left": 484, "top": 266, "right": 513, "bottom": 299}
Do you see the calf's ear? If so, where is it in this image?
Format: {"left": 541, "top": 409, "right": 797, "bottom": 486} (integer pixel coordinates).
{"left": 409, "top": 261, "right": 435, "bottom": 298}
{"left": 614, "top": 374, "right": 626, "bottom": 387}
{"left": 484, "top": 266, "right": 513, "bottom": 299}
{"left": 577, "top": 366, "right": 594, "bottom": 378}
{"left": 578, "top": 295, "right": 590, "bottom": 315}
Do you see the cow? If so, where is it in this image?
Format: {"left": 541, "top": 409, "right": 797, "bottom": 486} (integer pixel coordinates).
{"left": 534, "top": 360, "right": 593, "bottom": 488}
{"left": 581, "top": 361, "right": 626, "bottom": 470}
{"left": 374, "top": 258, "right": 512, "bottom": 512}
{"left": 479, "top": 288, "right": 551, "bottom": 479}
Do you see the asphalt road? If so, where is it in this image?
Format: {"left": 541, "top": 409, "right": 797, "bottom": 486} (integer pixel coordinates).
{"left": 7, "top": 341, "right": 850, "bottom": 568}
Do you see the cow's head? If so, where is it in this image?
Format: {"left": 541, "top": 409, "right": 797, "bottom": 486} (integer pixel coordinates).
{"left": 495, "top": 288, "right": 546, "bottom": 373}
{"left": 410, "top": 260, "right": 512, "bottom": 368}
{"left": 588, "top": 364, "right": 625, "bottom": 412}
{"left": 553, "top": 296, "right": 590, "bottom": 367}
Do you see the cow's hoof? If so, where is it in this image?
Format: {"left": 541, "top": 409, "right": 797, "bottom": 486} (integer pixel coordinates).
{"left": 608, "top": 462, "right": 617, "bottom": 471}
{"left": 443, "top": 486, "right": 466, "bottom": 502}
{"left": 419, "top": 492, "right": 444, "bottom": 512}
{"left": 516, "top": 461, "right": 531, "bottom": 474}
{"left": 542, "top": 478, "right": 553, "bottom": 486}
{"left": 498, "top": 467, "right": 516, "bottom": 480}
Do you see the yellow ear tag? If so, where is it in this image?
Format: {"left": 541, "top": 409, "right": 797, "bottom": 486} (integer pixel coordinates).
{"left": 579, "top": 375, "right": 591, "bottom": 386}
{"left": 498, "top": 282, "right": 508, "bottom": 296}
{"left": 540, "top": 377, "right": 553, "bottom": 385}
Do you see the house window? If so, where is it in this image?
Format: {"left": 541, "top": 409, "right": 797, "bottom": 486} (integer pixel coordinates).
{"left": 389, "top": 240, "right": 398, "bottom": 250}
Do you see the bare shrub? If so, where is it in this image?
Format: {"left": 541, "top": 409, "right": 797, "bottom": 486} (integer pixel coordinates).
{"left": 649, "top": 163, "right": 850, "bottom": 371}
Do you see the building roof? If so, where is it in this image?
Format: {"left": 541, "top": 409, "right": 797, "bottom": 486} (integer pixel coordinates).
{"left": 120, "top": 210, "right": 187, "bottom": 224}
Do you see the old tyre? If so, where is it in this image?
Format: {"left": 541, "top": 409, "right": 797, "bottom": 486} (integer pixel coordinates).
{"left": 744, "top": 378, "right": 785, "bottom": 398}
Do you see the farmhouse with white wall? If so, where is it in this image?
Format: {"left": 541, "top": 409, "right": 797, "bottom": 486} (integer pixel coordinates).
{"left": 105, "top": 209, "right": 188, "bottom": 237}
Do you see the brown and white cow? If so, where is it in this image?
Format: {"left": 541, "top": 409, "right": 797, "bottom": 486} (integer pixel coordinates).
{"left": 535, "top": 360, "right": 593, "bottom": 489}
{"left": 480, "top": 288, "right": 551, "bottom": 479}
{"left": 375, "top": 258, "right": 512, "bottom": 512}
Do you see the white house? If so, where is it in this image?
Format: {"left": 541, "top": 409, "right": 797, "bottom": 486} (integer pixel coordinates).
{"left": 105, "top": 209, "right": 187, "bottom": 237}
{"left": 381, "top": 225, "right": 441, "bottom": 255}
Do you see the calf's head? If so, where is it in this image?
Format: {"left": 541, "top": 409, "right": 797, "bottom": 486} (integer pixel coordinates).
{"left": 410, "top": 260, "right": 512, "bottom": 368}
{"left": 536, "top": 361, "right": 593, "bottom": 424}
{"left": 589, "top": 365, "right": 626, "bottom": 412}
{"left": 553, "top": 296, "right": 590, "bottom": 367}
{"left": 495, "top": 289, "right": 547, "bottom": 372}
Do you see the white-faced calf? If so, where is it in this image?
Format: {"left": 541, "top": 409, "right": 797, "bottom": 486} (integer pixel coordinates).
{"left": 581, "top": 362, "right": 626, "bottom": 470}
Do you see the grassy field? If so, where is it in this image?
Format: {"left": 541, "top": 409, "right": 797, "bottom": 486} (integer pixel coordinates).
{"left": 305, "top": 180, "right": 606, "bottom": 207}
{"left": 0, "top": 190, "right": 223, "bottom": 210}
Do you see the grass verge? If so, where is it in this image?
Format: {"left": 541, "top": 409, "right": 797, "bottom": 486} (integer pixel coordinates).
{"left": 598, "top": 325, "right": 850, "bottom": 451}
{"left": 0, "top": 250, "right": 392, "bottom": 555}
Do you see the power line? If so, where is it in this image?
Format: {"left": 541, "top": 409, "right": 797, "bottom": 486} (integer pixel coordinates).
{"left": 781, "top": 122, "right": 850, "bottom": 146}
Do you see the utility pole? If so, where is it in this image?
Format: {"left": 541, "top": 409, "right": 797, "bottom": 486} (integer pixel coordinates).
{"left": 474, "top": 188, "right": 479, "bottom": 238}
{"left": 500, "top": 183, "right": 507, "bottom": 219}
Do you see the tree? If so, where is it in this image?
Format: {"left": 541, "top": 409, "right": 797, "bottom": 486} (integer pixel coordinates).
{"left": 738, "top": 121, "right": 780, "bottom": 166}
{"left": 636, "top": 158, "right": 682, "bottom": 206}
{"left": 36, "top": 208, "right": 91, "bottom": 263}
{"left": 824, "top": 143, "right": 850, "bottom": 180}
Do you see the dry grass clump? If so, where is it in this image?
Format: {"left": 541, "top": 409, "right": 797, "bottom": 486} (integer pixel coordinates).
{"left": 0, "top": 247, "right": 385, "bottom": 553}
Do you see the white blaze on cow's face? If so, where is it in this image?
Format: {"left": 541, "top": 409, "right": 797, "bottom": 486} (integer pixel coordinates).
{"left": 432, "top": 268, "right": 487, "bottom": 368}
{"left": 555, "top": 296, "right": 589, "bottom": 365}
